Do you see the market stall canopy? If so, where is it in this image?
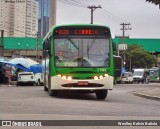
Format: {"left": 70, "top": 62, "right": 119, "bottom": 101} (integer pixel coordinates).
{"left": 0, "top": 58, "right": 42, "bottom": 74}
{"left": 9, "top": 58, "right": 38, "bottom": 68}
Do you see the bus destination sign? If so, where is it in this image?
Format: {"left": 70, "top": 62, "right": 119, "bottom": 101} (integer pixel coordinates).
{"left": 54, "top": 28, "right": 109, "bottom": 35}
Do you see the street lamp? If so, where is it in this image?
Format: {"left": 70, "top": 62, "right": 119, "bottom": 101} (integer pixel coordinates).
{"left": 26, "top": 44, "right": 29, "bottom": 57}
{"left": 126, "top": 53, "right": 132, "bottom": 72}
{"left": 129, "top": 54, "right": 132, "bottom": 72}
{"left": 26, "top": 44, "right": 29, "bottom": 51}
{"left": 17, "top": 43, "right": 20, "bottom": 57}
{"left": 26, "top": 44, "right": 29, "bottom": 48}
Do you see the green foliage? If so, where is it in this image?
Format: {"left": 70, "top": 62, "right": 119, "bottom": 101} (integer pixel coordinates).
{"left": 146, "top": 0, "right": 160, "bottom": 8}
{"left": 125, "top": 44, "right": 156, "bottom": 70}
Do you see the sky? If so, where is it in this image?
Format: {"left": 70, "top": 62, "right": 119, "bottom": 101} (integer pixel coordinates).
{"left": 56, "top": 0, "right": 160, "bottom": 38}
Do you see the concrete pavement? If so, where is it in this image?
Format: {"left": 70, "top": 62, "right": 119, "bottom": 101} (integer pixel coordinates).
{"left": 0, "top": 82, "right": 160, "bottom": 100}
{"left": 134, "top": 87, "right": 160, "bottom": 100}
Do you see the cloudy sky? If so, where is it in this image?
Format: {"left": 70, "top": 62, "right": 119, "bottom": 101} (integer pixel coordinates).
{"left": 56, "top": 0, "right": 160, "bottom": 38}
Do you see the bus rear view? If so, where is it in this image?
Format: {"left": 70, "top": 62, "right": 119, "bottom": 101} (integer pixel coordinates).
{"left": 42, "top": 24, "right": 114, "bottom": 100}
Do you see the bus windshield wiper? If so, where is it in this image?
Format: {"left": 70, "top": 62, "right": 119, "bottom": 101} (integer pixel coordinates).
{"left": 66, "top": 36, "right": 79, "bottom": 50}
{"left": 87, "top": 36, "right": 98, "bottom": 58}
{"left": 87, "top": 36, "right": 98, "bottom": 52}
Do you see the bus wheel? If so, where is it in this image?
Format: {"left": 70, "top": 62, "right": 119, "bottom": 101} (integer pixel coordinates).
{"left": 44, "top": 86, "right": 48, "bottom": 91}
{"left": 95, "top": 90, "right": 108, "bottom": 100}
{"left": 48, "top": 90, "right": 58, "bottom": 97}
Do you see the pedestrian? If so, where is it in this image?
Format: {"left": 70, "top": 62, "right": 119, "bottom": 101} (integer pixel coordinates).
{"left": 5, "top": 64, "right": 11, "bottom": 83}
{"left": 0, "top": 64, "right": 3, "bottom": 83}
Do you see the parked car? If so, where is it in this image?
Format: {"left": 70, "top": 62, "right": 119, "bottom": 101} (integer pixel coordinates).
{"left": 122, "top": 72, "right": 133, "bottom": 84}
{"left": 17, "top": 72, "right": 43, "bottom": 86}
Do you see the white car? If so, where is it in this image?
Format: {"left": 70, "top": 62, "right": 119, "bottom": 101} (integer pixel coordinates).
{"left": 122, "top": 72, "right": 133, "bottom": 84}
{"left": 133, "top": 69, "right": 149, "bottom": 83}
{"left": 17, "top": 72, "right": 43, "bottom": 86}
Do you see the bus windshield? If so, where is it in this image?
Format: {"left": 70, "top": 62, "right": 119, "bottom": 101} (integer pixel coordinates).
{"left": 54, "top": 36, "right": 109, "bottom": 67}
{"left": 150, "top": 70, "right": 159, "bottom": 76}
{"left": 133, "top": 71, "right": 144, "bottom": 76}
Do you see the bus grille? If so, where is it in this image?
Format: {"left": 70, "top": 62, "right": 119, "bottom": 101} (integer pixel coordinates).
{"left": 73, "top": 77, "right": 93, "bottom": 79}
{"left": 61, "top": 83, "right": 104, "bottom": 88}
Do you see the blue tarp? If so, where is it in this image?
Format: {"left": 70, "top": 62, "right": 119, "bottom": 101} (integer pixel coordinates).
{"left": 0, "top": 60, "right": 42, "bottom": 74}
{"left": 30, "top": 64, "right": 42, "bottom": 74}
{"left": 122, "top": 66, "right": 126, "bottom": 75}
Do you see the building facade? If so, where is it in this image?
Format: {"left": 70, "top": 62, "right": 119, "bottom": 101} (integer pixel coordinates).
{"left": 0, "top": 0, "right": 38, "bottom": 37}
{"left": 38, "top": 0, "right": 49, "bottom": 37}
{"left": 49, "top": 0, "right": 57, "bottom": 28}
{"left": 38, "top": 0, "right": 56, "bottom": 37}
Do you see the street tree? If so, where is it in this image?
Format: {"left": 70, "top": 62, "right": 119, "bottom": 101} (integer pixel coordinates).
{"left": 124, "top": 44, "right": 156, "bottom": 70}
{"left": 146, "top": 0, "right": 160, "bottom": 8}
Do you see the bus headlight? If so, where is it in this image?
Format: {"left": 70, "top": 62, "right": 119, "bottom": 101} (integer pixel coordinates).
{"left": 67, "top": 76, "right": 72, "bottom": 81}
{"left": 94, "top": 76, "right": 98, "bottom": 80}
{"left": 57, "top": 74, "right": 61, "bottom": 77}
{"left": 62, "top": 76, "right": 67, "bottom": 80}
{"left": 99, "top": 75, "right": 104, "bottom": 79}
{"left": 104, "top": 74, "right": 108, "bottom": 77}
{"left": 157, "top": 77, "right": 159, "bottom": 80}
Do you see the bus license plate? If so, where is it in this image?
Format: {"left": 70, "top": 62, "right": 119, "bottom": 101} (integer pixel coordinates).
{"left": 78, "top": 81, "right": 88, "bottom": 86}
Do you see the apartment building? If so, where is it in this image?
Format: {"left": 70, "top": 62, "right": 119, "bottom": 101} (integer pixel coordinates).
{"left": 0, "top": 0, "right": 38, "bottom": 37}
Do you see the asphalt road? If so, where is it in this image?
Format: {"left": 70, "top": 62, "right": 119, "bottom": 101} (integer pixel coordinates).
{"left": 0, "top": 83, "right": 160, "bottom": 129}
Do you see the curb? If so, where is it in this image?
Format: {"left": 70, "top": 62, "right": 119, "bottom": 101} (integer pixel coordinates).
{"left": 134, "top": 92, "right": 160, "bottom": 101}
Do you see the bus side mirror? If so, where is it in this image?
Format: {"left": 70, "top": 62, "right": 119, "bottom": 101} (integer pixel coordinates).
{"left": 45, "top": 40, "right": 50, "bottom": 51}
{"left": 44, "top": 39, "right": 52, "bottom": 56}
{"left": 112, "top": 42, "right": 117, "bottom": 52}
{"left": 114, "top": 56, "right": 123, "bottom": 77}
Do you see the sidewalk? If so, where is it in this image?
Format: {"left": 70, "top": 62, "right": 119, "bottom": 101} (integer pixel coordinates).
{"left": 134, "top": 87, "right": 160, "bottom": 100}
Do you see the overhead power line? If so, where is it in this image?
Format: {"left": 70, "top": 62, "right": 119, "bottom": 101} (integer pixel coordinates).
{"left": 70, "top": 0, "right": 88, "bottom": 7}
{"left": 59, "top": 0, "right": 125, "bottom": 25}
{"left": 59, "top": 0, "right": 87, "bottom": 8}
{"left": 100, "top": 8, "right": 125, "bottom": 23}
{"left": 96, "top": 11, "right": 120, "bottom": 25}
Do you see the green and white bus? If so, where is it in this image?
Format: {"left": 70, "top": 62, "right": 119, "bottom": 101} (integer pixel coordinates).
{"left": 149, "top": 67, "right": 160, "bottom": 82}
{"left": 42, "top": 24, "right": 115, "bottom": 99}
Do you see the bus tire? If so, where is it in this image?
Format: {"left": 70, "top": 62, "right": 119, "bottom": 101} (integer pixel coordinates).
{"left": 48, "top": 90, "right": 58, "bottom": 97}
{"left": 44, "top": 86, "right": 48, "bottom": 91}
{"left": 95, "top": 90, "right": 108, "bottom": 100}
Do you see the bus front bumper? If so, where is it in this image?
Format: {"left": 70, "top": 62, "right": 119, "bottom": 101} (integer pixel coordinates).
{"left": 50, "top": 75, "right": 114, "bottom": 90}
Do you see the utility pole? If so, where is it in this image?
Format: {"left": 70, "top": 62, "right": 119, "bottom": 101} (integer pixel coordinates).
{"left": 120, "top": 23, "right": 132, "bottom": 43}
{"left": 0, "top": 30, "right": 4, "bottom": 57}
{"left": 88, "top": 5, "right": 101, "bottom": 24}
{"left": 119, "top": 23, "right": 132, "bottom": 68}
{"left": 36, "top": 32, "right": 40, "bottom": 62}
{"left": 41, "top": 0, "right": 44, "bottom": 37}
